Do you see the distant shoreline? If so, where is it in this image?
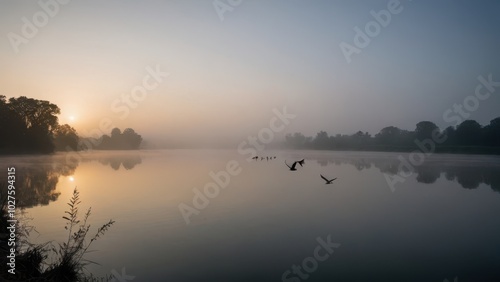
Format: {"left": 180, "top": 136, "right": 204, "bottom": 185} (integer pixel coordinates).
{"left": 281, "top": 146, "right": 500, "bottom": 156}
{"left": 2, "top": 146, "right": 500, "bottom": 157}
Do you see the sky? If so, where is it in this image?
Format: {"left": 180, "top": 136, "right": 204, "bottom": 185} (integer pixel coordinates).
{"left": 1, "top": 0, "right": 499, "bottom": 147}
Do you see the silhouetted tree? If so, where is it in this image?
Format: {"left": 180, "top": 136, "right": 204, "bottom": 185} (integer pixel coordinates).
{"left": 53, "top": 124, "right": 79, "bottom": 151}
{"left": 99, "top": 135, "right": 112, "bottom": 149}
{"left": 96, "top": 127, "right": 142, "bottom": 150}
{"left": 443, "top": 126, "right": 457, "bottom": 146}
{"left": 483, "top": 117, "right": 500, "bottom": 147}
{"left": 284, "top": 117, "right": 500, "bottom": 154}
{"left": 313, "top": 131, "right": 330, "bottom": 149}
{"left": 375, "top": 126, "right": 403, "bottom": 146}
{"left": 0, "top": 95, "right": 26, "bottom": 151}
{"left": 350, "top": 131, "right": 372, "bottom": 148}
{"left": 122, "top": 128, "right": 142, "bottom": 149}
{"left": 415, "top": 121, "right": 439, "bottom": 141}
{"left": 111, "top": 128, "right": 121, "bottom": 139}
{"left": 456, "top": 120, "right": 482, "bottom": 146}
{"left": 0, "top": 96, "right": 60, "bottom": 153}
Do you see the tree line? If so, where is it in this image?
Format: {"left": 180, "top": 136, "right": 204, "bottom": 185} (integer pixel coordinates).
{"left": 0, "top": 96, "right": 142, "bottom": 154}
{"left": 285, "top": 118, "right": 500, "bottom": 154}
{"left": 91, "top": 127, "right": 142, "bottom": 150}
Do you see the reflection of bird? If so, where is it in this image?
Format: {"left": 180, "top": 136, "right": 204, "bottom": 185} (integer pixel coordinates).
{"left": 320, "top": 174, "right": 337, "bottom": 184}
{"left": 297, "top": 159, "right": 305, "bottom": 167}
{"left": 285, "top": 161, "right": 299, "bottom": 171}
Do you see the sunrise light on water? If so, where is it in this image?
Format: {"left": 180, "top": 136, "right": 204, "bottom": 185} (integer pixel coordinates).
{"left": 1, "top": 1, "right": 500, "bottom": 281}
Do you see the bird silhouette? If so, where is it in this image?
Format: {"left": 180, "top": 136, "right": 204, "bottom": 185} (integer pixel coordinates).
{"left": 285, "top": 161, "right": 299, "bottom": 171}
{"left": 320, "top": 174, "right": 337, "bottom": 184}
{"left": 252, "top": 156, "right": 258, "bottom": 160}
{"left": 297, "top": 159, "right": 305, "bottom": 167}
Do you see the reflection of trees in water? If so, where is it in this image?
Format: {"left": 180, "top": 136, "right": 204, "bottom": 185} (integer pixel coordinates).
{"left": 445, "top": 166, "right": 500, "bottom": 191}
{"left": 353, "top": 160, "right": 371, "bottom": 171}
{"left": 444, "top": 166, "right": 480, "bottom": 189}
{"left": 89, "top": 155, "right": 142, "bottom": 170}
{"left": 484, "top": 170, "right": 500, "bottom": 192}
{"left": 308, "top": 155, "right": 500, "bottom": 192}
{"left": 422, "top": 165, "right": 500, "bottom": 192}
{"left": 0, "top": 153, "right": 143, "bottom": 208}
{"left": 0, "top": 158, "right": 77, "bottom": 208}
{"left": 16, "top": 168, "right": 60, "bottom": 207}
{"left": 78, "top": 152, "right": 142, "bottom": 170}
{"left": 414, "top": 166, "right": 441, "bottom": 184}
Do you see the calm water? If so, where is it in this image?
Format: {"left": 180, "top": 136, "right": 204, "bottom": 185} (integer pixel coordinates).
{"left": 1, "top": 150, "right": 500, "bottom": 281}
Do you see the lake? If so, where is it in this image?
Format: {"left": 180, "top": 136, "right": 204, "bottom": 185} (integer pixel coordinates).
{"left": 1, "top": 150, "right": 500, "bottom": 281}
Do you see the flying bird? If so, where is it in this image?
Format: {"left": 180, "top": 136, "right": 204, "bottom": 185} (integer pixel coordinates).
{"left": 320, "top": 174, "right": 337, "bottom": 184}
{"left": 285, "top": 161, "right": 299, "bottom": 171}
{"left": 252, "top": 156, "right": 258, "bottom": 160}
{"left": 297, "top": 159, "right": 305, "bottom": 167}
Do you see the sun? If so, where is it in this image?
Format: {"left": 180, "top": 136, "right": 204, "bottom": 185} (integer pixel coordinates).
{"left": 69, "top": 116, "right": 76, "bottom": 122}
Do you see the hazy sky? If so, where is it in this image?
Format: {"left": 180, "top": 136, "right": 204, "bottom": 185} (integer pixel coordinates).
{"left": 1, "top": 0, "right": 499, "bottom": 146}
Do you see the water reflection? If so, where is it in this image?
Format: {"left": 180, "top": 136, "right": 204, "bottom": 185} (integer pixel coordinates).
{"left": 0, "top": 157, "right": 74, "bottom": 208}
{"left": 2, "top": 150, "right": 499, "bottom": 281}
{"left": 0, "top": 152, "right": 142, "bottom": 208}
{"left": 301, "top": 152, "right": 500, "bottom": 192}
{"left": 91, "top": 154, "right": 142, "bottom": 170}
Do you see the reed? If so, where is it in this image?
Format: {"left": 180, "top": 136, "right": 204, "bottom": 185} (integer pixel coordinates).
{"left": 1, "top": 186, "right": 115, "bottom": 281}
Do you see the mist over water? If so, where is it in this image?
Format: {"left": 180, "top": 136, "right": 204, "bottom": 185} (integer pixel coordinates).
{"left": 2, "top": 150, "right": 499, "bottom": 281}
{"left": 1, "top": 1, "right": 500, "bottom": 281}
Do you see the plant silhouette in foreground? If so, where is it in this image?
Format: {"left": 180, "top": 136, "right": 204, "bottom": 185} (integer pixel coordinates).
{"left": 1, "top": 186, "right": 115, "bottom": 281}
{"left": 44, "top": 187, "right": 115, "bottom": 281}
